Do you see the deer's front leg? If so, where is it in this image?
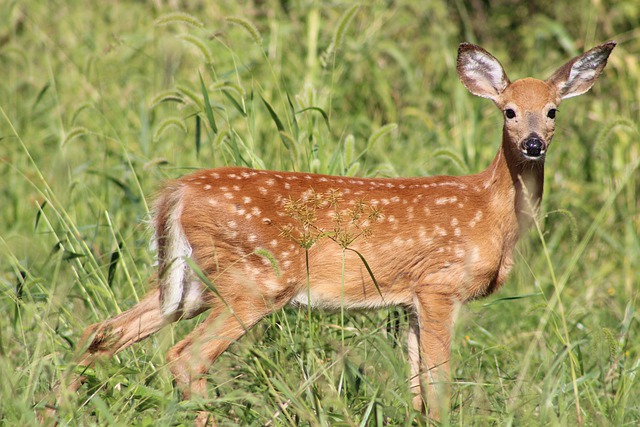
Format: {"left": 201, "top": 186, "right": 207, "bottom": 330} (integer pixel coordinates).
{"left": 409, "top": 290, "right": 455, "bottom": 421}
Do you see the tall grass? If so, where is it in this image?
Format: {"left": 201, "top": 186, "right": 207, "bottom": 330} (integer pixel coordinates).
{"left": 1, "top": 1, "right": 638, "bottom": 425}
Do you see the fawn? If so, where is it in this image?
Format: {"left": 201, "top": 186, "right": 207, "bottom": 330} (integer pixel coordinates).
{"left": 50, "top": 42, "right": 615, "bottom": 425}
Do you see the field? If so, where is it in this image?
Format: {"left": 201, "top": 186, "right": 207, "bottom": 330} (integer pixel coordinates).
{"left": 1, "top": 0, "right": 639, "bottom": 425}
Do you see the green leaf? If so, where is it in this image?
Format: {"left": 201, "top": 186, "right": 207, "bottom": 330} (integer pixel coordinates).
{"left": 199, "top": 71, "right": 218, "bottom": 134}
{"left": 254, "top": 248, "right": 280, "bottom": 278}
{"left": 222, "top": 89, "right": 247, "bottom": 116}
{"left": 297, "top": 106, "right": 331, "bottom": 131}
{"left": 260, "top": 95, "right": 285, "bottom": 132}
{"left": 344, "top": 247, "right": 383, "bottom": 300}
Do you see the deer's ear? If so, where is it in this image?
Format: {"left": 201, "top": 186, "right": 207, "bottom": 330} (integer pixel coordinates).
{"left": 546, "top": 42, "right": 616, "bottom": 100}
{"left": 457, "top": 43, "right": 510, "bottom": 102}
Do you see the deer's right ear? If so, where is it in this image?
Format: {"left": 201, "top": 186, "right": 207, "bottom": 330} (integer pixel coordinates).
{"left": 457, "top": 43, "right": 510, "bottom": 102}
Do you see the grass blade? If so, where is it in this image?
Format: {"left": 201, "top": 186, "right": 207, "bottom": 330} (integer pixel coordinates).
{"left": 345, "top": 247, "right": 383, "bottom": 300}
{"left": 222, "top": 89, "right": 247, "bottom": 116}
{"left": 199, "top": 71, "right": 218, "bottom": 134}
{"left": 297, "top": 106, "right": 331, "bottom": 131}
{"left": 261, "top": 95, "right": 285, "bottom": 133}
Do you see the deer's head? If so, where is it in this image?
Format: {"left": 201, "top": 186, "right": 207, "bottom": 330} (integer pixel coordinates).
{"left": 456, "top": 42, "right": 616, "bottom": 161}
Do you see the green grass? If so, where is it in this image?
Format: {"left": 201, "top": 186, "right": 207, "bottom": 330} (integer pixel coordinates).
{"left": 1, "top": 0, "right": 639, "bottom": 425}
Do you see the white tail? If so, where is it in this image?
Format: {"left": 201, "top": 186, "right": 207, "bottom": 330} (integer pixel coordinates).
{"left": 50, "top": 42, "right": 615, "bottom": 426}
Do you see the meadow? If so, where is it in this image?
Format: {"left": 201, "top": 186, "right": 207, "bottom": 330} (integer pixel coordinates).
{"left": 1, "top": 0, "right": 639, "bottom": 425}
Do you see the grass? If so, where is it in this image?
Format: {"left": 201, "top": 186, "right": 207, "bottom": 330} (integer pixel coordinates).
{"left": 1, "top": 0, "right": 639, "bottom": 425}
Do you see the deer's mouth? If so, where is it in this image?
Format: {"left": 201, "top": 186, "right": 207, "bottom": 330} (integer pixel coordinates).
{"left": 520, "top": 134, "right": 547, "bottom": 160}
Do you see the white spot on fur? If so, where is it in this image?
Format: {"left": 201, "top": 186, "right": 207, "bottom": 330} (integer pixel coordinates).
{"left": 407, "top": 206, "right": 415, "bottom": 219}
{"left": 258, "top": 187, "right": 268, "bottom": 195}
{"left": 469, "top": 210, "right": 483, "bottom": 228}
{"left": 203, "top": 184, "right": 212, "bottom": 190}
{"left": 243, "top": 196, "right": 252, "bottom": 204}
{"left": 436, "top": 196, "right": 458, "bottom": 205}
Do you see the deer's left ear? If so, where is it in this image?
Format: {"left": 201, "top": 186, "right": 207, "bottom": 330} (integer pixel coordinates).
{"left": 546, "top": 41, "right": 616, "bottom": 100}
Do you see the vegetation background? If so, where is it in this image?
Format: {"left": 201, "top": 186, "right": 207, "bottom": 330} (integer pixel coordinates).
{"left": 1, "top": 0, "right": 638, "bottom": 425}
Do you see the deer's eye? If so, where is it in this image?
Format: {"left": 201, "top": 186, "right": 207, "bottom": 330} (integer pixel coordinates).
{"left": 505, "top": 109, "right": 516, "bottom": 119}
{"left": 547, "top": 108, "right": 557, "bottom": 119}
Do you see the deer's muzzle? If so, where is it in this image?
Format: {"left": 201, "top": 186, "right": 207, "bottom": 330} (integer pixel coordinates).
{"left": 521, "top": 134, "right": 546, "bottom": 159}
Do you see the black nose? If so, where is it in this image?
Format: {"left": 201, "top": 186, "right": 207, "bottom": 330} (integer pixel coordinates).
{"left": 523, "top": 137, "right": 544, "bottom": 157}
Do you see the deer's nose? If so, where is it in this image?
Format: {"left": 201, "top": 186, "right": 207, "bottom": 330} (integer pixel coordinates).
{"left": 522, "top": 135, "right": 545, "bottom": 158}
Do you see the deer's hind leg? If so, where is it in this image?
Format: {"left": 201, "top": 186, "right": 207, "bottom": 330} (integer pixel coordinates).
{"left": 48, "top": 288, "right": 169, "bottom": 418}
{"left": 166, "top": 289, "right": 285, "bottom": 427}
{"left": 77, "top": 288, "right": 169, "bottom": 364}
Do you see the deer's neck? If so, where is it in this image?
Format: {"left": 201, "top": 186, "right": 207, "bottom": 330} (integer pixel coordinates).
{"left": 486, "top": 133, "right": 545, "bottom": 233}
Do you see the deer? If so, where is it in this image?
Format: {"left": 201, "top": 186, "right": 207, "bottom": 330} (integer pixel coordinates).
{"left": 48, "top": 42, "right": 615, "bottom": 426}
